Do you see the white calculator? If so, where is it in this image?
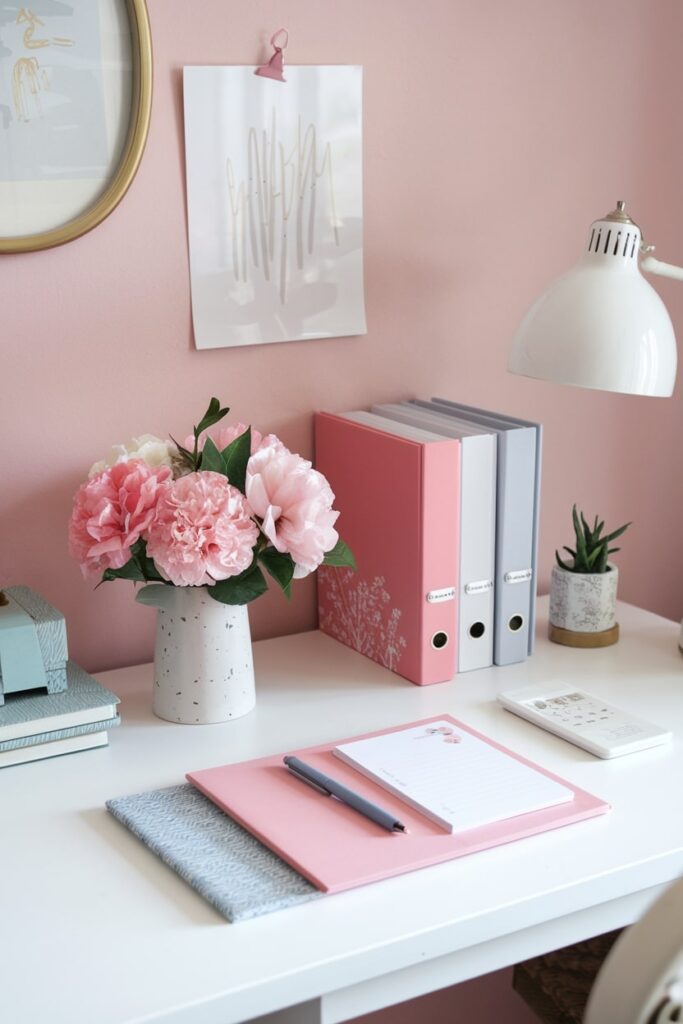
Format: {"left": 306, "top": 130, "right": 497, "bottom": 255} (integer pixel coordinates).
{"left": 497, "top": 683, "right": 672, "bottom": 758}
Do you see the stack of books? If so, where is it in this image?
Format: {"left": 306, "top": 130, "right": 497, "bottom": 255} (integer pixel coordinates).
{"left": 0, "top": 661, "right": 121, "bottom": 768}
{"left": 315, "top": 398, "right": 542, "bottom": 683}
{"left": 0, "top": 586, "right": 120, "bottom": 768}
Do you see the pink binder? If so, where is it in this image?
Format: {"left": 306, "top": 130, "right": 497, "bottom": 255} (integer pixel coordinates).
{"left": 315, "top": 412, "right": 461, "bottom": 685}
{"left": 187, "top": 715, "right": 610, "bottom": 894}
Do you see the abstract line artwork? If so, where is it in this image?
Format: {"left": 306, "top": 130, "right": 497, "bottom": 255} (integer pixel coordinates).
{"left": 184, "top": 66, "right": 366, "bottom": 350}
{"left": 226, "top": 113, "right": 339, "bottom": 306}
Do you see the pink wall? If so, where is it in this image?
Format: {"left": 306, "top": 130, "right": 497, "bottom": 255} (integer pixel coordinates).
{"left": 3, "top": 3, "right": 679, "bottom": 1020}
{"left": 3, "top": 0, "right": 682, "bottom": 676}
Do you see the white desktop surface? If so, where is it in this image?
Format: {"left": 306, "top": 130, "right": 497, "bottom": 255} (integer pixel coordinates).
{"left": 2, "top": 598, "right": 682, "bottom": 1024}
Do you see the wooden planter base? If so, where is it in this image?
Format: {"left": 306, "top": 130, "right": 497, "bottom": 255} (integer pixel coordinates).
{"left": 549, "top": 622, "right": 620, "bottom": 648}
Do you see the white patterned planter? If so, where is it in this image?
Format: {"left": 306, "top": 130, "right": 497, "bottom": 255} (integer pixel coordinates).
{"left": 549, "top": 564, "right": 618, "bottom": 633}
{"left": 142, "top": 586, "right": 255, "bottom": 724}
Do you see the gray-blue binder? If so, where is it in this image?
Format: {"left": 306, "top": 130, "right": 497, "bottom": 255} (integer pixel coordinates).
{"left": 418, "top": 399, "right": 541, "bottom": 666}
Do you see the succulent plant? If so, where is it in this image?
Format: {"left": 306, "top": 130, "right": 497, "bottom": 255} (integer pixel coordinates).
{"left": 555, "top": 505, "right": 631, "bottom": 574}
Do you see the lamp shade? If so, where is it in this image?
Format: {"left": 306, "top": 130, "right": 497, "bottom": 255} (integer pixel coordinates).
{"left": 508, "top": 213, "right": 678, "bottom": 397}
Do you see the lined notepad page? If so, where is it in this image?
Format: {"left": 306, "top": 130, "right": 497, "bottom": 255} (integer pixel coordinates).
{"left": 333, "top": 720, "right": 574, "bottom": 833}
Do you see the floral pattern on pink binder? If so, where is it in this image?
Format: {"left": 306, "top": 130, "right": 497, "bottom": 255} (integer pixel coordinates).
{"left": 318, "top": 567, "right": 407, "bottom": 670}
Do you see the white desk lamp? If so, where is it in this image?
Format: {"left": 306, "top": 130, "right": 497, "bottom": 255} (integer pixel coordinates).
{"left": 508, "top": 200, "right": 683, "bottom": 644}
{"left": 509, "top": 201, "right": 681, "bottom": 395}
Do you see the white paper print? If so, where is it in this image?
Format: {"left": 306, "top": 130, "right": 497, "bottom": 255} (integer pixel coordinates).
{"left": 183, "top": 65, "right": 366, "bottom": 349}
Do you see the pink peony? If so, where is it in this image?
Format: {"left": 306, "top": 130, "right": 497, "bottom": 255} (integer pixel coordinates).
{"left": 185, "top": 422, "right": 288, "bottom": 456}
{"left": 69, "top": 460, "right": 172, "bottom": 580}
{"left": 146, "top": 472, "right": 258, "bottom": 587}
{"left": 245, "top": 447, "right": 339, "bottom": 577}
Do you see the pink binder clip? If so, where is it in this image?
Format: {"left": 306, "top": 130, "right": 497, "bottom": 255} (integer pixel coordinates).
{"left": 254, "top": 29, "right": 288, "bottom": 83}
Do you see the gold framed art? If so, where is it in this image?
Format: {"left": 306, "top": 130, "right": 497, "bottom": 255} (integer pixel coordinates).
{"left": 0, "top": 0, "right": 152, "bottom": 254}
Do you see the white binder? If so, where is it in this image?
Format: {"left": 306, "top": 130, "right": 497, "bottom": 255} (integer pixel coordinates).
{"left": 419, "top": 399, "right": 540, "bottom": 667}
{"left": 372, "top": 402, "right": 496, "bottom": 673}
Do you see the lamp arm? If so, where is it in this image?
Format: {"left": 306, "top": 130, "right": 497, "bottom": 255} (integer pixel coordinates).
{"left": 640, "top": 251, "right": 683, "bottom": 281}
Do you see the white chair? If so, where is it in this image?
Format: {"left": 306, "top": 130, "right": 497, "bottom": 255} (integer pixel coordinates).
{"left": 584, "top": 876, "right": 683, "bottom": 1024}
{"left": 513, "top": 876, "right": 683, "bottom": 1024}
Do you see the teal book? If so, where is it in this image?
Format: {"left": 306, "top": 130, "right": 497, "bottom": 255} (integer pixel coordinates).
{"left": 0, "top": 586, "right": 69, "bottom": 703}
{"left": 0, "top": 661, "right": 120, "bottom": 744}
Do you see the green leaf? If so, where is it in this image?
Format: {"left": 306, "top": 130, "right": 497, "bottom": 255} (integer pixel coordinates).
{"left": 133, "top": 539, "right": 166, "bottom": 582}
{"left": 562, "top": 546, "right": 576, "bottom": 559}
{"left": 259, "top": 548, "right": 295, "bottom": 598}
{"left": 580, "top": 510, "right": 593, "bottom": 545}
{"left": 101, "top": 556, "right": 147, "bottom": 584}
{"left": 595, "top": 545, "right": 609, "bottom": 573}
{"left": 602, "top": 521, "right": 631, "bottom": 544}
{"left": 586, "top": 544, "right": 605, "bottom": 568}
{"left": 200, "top": 436, "right": 227, "bottom": 475}
{"left": 322, "top": 538, "right": 357, "bottom": 569}
{"left": 135, "top": 585, "right": 172, "bottom": 608}
{"left": 98, "top": 539, "right": 165, "bottom": 586}
{"left": 607, "top": 547, "right": 621, "bottom": 556}
{"left": 208, "top": 564, "right": 268, "bottom": 605}
{"left": 194, "top": 397, "right": 230, "bottom": 439}
{"left": 222, "top": 427, "right": 251, "bottom": 492}
{"left": 555, "top": 552, "right": 575, "bottom": 572}
{"left": 169, "top": 435, "right": 196, "bottom": 471}
{"left": 572, "top": 506, "right": 589, "bottom": 571}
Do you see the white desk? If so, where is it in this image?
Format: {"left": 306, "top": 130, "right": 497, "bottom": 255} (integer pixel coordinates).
{"left": 2, "top": 598, "right": 682, "bottom": 1024}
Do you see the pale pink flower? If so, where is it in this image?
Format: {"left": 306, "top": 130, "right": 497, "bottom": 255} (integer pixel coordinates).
{"left": 245, "top": 447, "right": 339, "bottom": 577}
{"left": 146, "top": 472, "right": 258, "bottom": 587}
{"left": 185, "top": 423, "right": 287, "bottom": 457}
{"left": 69, "top": 460, "right": 172, "bottom": 580}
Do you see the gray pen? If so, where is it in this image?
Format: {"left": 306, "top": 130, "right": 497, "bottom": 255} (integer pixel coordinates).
{"left": 283, "top": 755, "right": 408, "bottom": 834}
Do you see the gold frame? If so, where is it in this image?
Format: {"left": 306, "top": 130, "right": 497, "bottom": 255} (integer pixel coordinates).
{"left": 0, "top": 0, "right": 153, "bottom": 254}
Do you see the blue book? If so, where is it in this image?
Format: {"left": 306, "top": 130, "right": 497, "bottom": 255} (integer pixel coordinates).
{"left": 0, "top": 661, "right": 120, "bottom": 743}
{"left": 0, "top": 721, "right": 119, "bottom": 768}
{"left": 0, "top": 714, "right": 120, "bottom": 753}
{"left": 107, "top": 784, "right": 320, "bottom": 922}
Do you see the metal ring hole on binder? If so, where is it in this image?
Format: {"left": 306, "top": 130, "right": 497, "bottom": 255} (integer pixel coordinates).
{"left": 431, "top": 631, "right": 449, "bottom": 650}
{"left": 508, "top": 615, "right": 524, "bottom": 632}
{"left": 469, "top": 621, "right": 486, "bottom": 639}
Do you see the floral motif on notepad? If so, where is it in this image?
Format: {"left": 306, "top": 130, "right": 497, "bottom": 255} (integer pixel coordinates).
{"left": 318, "top": 568, "right": 407, "bottom": 670}
{"left": 418, "top": 726, "right": 462, "bottom": 744}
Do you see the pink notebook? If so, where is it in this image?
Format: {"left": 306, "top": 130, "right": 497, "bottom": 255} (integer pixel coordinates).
{"left": 315, "top": 411, "right": 461, "bottom": 685}
{"left": 187, "top": 715, "right": 609, "bottom": 894}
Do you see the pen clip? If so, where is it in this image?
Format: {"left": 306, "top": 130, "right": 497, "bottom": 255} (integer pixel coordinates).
{"left": 285, "top": 761, "right": 331, "bottom": 796}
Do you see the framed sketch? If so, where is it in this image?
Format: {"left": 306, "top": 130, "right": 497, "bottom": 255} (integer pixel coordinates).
{"left": 183, "top": 65, "right": 366, "bottom": 349}
{"left": 0, "top": 0, "right": 152, "bottom": 253}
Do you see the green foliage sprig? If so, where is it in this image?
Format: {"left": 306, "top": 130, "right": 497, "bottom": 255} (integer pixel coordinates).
{"left": 555, "top": 504, "right": 630, "bottom": 574}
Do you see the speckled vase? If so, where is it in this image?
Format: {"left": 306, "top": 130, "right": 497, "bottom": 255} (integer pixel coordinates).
{"left": 151, "top": 587, "right": 255, "bottom": 725}
{"left": 549, "top": 564, "right": 618, "bottom": 633}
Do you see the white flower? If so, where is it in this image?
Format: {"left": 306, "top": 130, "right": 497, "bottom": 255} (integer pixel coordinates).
{"left": 88, "top": 434, "right": 178, "bottom": 479}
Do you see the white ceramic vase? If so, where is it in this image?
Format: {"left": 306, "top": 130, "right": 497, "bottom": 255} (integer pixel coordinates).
{"left": 141, "top": 586, "right": 255, "bottom": 724}
{"left": 549, "top": 564, "right": 618, "bottom": 633}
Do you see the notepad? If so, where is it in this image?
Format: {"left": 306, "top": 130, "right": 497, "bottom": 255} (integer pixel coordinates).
{"left": 333, "top": 719, "right": 574, "bottom": 833}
